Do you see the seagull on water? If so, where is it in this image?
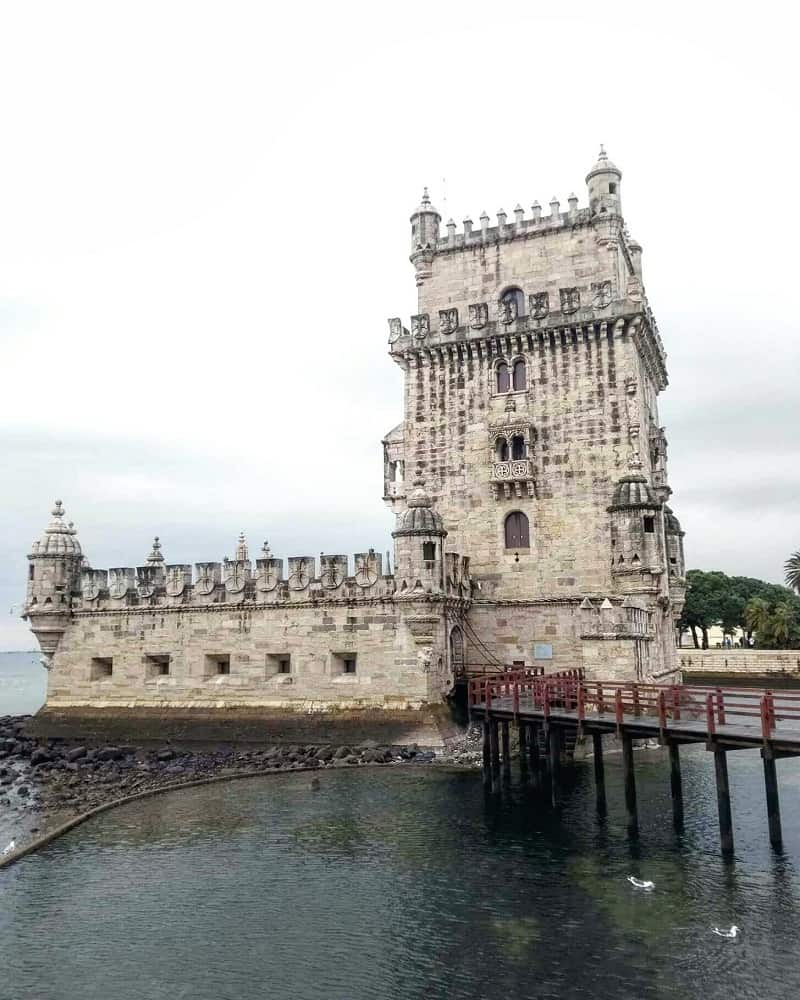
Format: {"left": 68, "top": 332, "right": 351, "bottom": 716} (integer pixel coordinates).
{"left": 2, "top": 839, "right": 16, "bottom": 857}
{"left": 713, "top": 925, "right": 740, "bottom": 938}
{"left": 627, "top": 876, "right": 655, "bottom": 891}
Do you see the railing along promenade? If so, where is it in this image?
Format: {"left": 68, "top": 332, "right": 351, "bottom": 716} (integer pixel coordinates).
{"left": 468, "top": 669, "right": 800, "bottom": 854}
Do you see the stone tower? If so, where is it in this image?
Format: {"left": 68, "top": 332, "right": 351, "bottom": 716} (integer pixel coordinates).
{"left": 385, "top": 150, "right": 686, "bottom": 679}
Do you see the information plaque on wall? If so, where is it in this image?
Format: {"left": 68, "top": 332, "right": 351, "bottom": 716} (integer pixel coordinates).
{"left": 533, "top": 643, "right": 553, "bottom": 660}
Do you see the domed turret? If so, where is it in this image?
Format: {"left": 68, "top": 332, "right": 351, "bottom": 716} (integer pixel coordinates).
{"left": 25, "top": 500, "right": 85, "bottom": 667}
{"left": 392, "top": 478, "right": 447, "bottom": 594}
{"left": 409, "top": 188, "right": 441, "bottom": 286}
{"left": 608, "top": 475, "right": 657, "bottom": 510}
{"left": 586, "top": 145, "right": 622, "bottom": 217}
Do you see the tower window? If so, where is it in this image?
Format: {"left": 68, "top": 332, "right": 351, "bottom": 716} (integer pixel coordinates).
{"left": 496, "top": 362, "right": 510, "bottom": 393}
{"left": 504, "top": 511, "right": 530, "bottom": 549}
{"left": 609, "top": 182, "right": 617, "bottom": 194}
{"left": 512, "top": 359, "right": 526, "bottom": 391}
{"left": 511, "top": 435, "right": 525, "bottom": 460}
{"left": 643, "top": 516, "right": 655, "bottom": 534}
{"left": 28, "top": 564, "right": 34, "bottom": 580}
{"left": 499, "top": 287, "right": 525, "bottom": 322}
{"left": 422, "top": 541, "right": 436, "bottom": 561}
{"left": 496, "top": 437, "right": 509, "bottom": 461}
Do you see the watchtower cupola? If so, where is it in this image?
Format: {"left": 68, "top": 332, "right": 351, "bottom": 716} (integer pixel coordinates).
{"left": 586, "top": 146, "right": 622, "bottom": 217}
{"left": 409, "top": 188, "right": 441, "bottom": 286}
{"left": 392, "top": 477, "right": 447, "bottom": 594}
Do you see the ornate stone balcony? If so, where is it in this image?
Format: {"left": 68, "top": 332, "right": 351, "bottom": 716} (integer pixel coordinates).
{"left": 490, "top": 459, "right": 535, "bottom": 499}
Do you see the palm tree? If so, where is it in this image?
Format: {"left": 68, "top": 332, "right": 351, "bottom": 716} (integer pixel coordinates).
{"left": 744, "top": 597, "right": 771, "bottom": 645}
{"left": 771, "top": 603, "right": 795, "bottom": 648}
{"left": 785, "top": 551, "right": 800, "bottom": 594}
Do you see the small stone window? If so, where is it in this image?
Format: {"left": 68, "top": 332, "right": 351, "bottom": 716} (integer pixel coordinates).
{"left": 496, "top": 437, "right": 509, "bottom": 461}
{"left": 643, "top": 516, "right": 655, "bottom": 534}
{"left": 267, "top": 653, "right": 291, "bottom": 676}
{"left": 145, "top": 654, "right": 170, "bottom": 677}
{"left": 205, "top": 653, "right": 230, "bottom": 676}
{"left": 28, "top": 564, "right": 34, "bottom": 580}
{"left": 504, "top": 511, "right": 530, "bottom": 549}
{"left": 512, "top": 359, "right": 526, "bottom": 391}
{"left": 609, "top": 182, "right": 617, "bottom": 194}
{"left": 422, "top": 541, "right": 436, "bottom": 561}
{"left": 90, "top": 657, "right": 113, "bottom": 680}
{"left": 332, "top": 652, "right": 357, "bottom": 676}
{"left": 496, "top": 362, "right": 510, "bottom": 393}
{"left": 511, "top": 435, "right": 525, "bottom": 460}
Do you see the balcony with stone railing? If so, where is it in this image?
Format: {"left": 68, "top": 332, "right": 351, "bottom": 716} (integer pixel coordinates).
{"left": 490, "top": 459, "right": 535, "bottom": 499}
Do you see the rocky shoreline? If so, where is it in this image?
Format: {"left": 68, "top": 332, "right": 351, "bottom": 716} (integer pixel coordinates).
{"left": 1, "top": 715, "right": 483, "bottom": 855}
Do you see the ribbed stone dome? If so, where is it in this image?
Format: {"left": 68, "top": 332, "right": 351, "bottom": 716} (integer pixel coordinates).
{"left": 586, "top": 145, "right": 621, "bottom": 182}
{"left": 609, "top": 476, "right": 657, "bottom": 510}
{"left": 30, "top": 501, "right": 82, "bottom": 557}
{"left": 393, "top": 480, "right": 446, "bottom": 536}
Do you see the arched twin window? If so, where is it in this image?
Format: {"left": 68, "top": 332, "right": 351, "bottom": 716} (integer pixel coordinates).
{"left": 496, "top": 436, "right": 526, "bottom": 461}
{"left": 495, "top": 358, "right": 526, "bottom": 393}
{"left": 496, "top": 437, "right": 509, "bottom": 461}
{"left": 504, "top": 511, "right": 530, "bottom": 549}
{"left": 511, "top": 435, "right": 525, "bottom": 460}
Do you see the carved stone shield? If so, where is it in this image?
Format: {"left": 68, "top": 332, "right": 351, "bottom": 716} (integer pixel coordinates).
{"left": 411, "top": 314, "right": 429, "bottom": 341}
{"left": 529, "top": 291, "right": 549, "bottom": 319}
{"left": 592, "top": 280, "right": 612, "bottom": 309}
{"left": 468, "top": 303, "right": 488, "bottom": 330}
{"left": 387, "top": 317, "right": 403, "bottom": 343}
{"left": 560, "top": 287, "right": 580, "bottom": 314}
{"left": 438, "top": 308, "right": 458, "bottom": 335}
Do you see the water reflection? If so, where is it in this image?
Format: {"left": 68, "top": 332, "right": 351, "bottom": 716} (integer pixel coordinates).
{"left": 2, "top": 748, "right": 800, "bottom": 1000}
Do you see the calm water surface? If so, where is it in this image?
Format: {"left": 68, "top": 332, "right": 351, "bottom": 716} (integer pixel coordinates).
{"left": 2, "top": 748, "right": 800, "bottom": 1000}
{"left": 0, "top": 651, "right": 45, "bottom": 716}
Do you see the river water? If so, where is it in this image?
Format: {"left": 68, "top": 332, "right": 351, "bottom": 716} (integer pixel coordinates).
{"left": 2, "top": 747, "right": 800, "bottom": 1000}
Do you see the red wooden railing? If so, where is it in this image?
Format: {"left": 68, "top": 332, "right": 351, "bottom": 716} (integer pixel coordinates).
{"left": 467, "top": 672, "right": 800, "bottom": 742}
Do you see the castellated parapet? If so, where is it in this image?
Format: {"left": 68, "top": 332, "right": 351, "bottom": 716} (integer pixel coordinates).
{"left": 23, "top": 149, "right": 686, "bottom": 716}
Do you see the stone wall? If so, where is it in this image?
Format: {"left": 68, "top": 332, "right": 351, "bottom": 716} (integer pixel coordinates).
{"left": 680, "top": 649, "right": 800, "bottom": 678}
{"left": 44, "top": 599, "right": 454, "bottom": 710}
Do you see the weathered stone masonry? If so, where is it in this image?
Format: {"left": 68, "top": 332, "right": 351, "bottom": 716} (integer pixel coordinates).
{"left": 23, "top": 150, "right": 686, "bottom": 713}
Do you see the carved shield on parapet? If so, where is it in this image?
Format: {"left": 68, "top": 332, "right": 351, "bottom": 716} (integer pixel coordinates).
{"left": 411, "top": 313, "right": 429, "bottom": 341}
{"left": 438, "top": 308, "right": 458, "bottom": 335}
{"left": 166, "top": 565, "right": 192, "bottom": 597}
{"left": 468, "top": 303, "right": 488, "bottom": 330}
{"left": 592, "top": 280, "right": 612, "bottom": 309}
{"left": 223, "top": 559, "right": 249, "bottom": 595}
{"left": 255, "top": 557, "right": 283, "bottom": 593}
{"left": 320, "top": 554, "right": 347, "bottom": 590}
{"left": 136, "top": 564, "right": 162, "bottom": 599}
{"left": 195, "top": 562, "right": 221, "bottom": 596}
{"left": 498, "top": 297, "right": 517, "bottom": 325}
{"left": 354, "top": 550, "right": 381, "bottom": 587}
{"left": 559, "top": 287, "right": 580, "bottom": 315}
{"left": 529, "top": 291, "right": 549, "bottom": 319}
{"left": 387, "top": 317, "right": 404, "bottom": 344}
{"left": 108, "top": 568, "right": 135, "bottom": 600}
{"left": 287, "top": 556, "right": 313, "bottom": 591}
{"left": 82, "top": 569, "right": 107, "bottom": 602}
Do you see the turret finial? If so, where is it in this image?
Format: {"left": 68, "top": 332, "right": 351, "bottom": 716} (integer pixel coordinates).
{"left": 146, "top": 536, "right": 164, "bottom": 564}
{"left": 52, "top": 500, "right": 64, "bottom": 519}
{"left": 235, "top": 532, "right": 249, "bottom": 562}
{"left": 261, "top": 540, "right": 272, "bottom": 558}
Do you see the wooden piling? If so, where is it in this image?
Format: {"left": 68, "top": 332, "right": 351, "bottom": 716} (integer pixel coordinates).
{"left": 482, "top": 719, "right": 491, "bottom": 787}
{"left": 668, "top": 741, "right": 684, "bottom": 830}
{"left": 592, "top": 731, "right": 606, "bottom": 815}
{"left": 501, "top": 721, "right": 511, "bottom": 780}
{"left": 548, "top": 726, "right": 561, "bottom": 806}
{"left": 762, "top": 751, "right": 783, "bottom": 850}
{"left": 518, "top": 721, "right": 528, "bottom": 780}
{"left": 713, "top": 748, "right": 734, "bottom": 854}
{"left": 621, "top": 734, "right": 638, "bottom": 833}
{"left": 489, "top": 718, "right": 501, "bottom": 790}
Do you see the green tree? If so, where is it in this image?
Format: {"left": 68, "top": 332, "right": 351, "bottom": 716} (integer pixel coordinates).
{"left": 744, "top": 596, "right": 772, "bottom": 641}
{"left": 785, "top": 551, "right": 800, "bottom": 595}
{"left": 770, "top": 602, "right": 797, "bottom": 648}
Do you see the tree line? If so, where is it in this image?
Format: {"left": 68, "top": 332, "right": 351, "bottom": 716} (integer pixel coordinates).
{"left": 679, "top": 569, "right": 800, "bottom": 650}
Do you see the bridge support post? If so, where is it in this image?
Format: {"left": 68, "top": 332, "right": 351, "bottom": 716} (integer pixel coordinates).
{"left": 482, "top": 719, "right": 491, "bottom": 788}
{"left": 518, "top": 722, "right": 528, "bottom": 781}
{"left": 762, "top": 751, "right": 782, "bottom": 850}
{"left": 713, "top": 748, "right": 734, "bottom": 855}
{"left": 668, "top": 741, "right": 684, "bottom": 830}
{"left": 489, "top": 718, "right": 501, "bottom": 791}
{"left": 592, "top": 732, "right": 606, "bottom": 815}
{"left": 528, "top": 723, "right": 541, "bottom": 781}
{"left": 548, "top": 727, "right": 561, "bottom": 807}
{"left": 501, "top": 721, "right": 511, "bottom": 781}
{"left": 621, "top": 734, "right": 638, "bottom": 834}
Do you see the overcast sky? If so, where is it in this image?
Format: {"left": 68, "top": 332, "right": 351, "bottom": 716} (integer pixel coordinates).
{"left": 1, "top": 1, "right": 798, "bottom": 650}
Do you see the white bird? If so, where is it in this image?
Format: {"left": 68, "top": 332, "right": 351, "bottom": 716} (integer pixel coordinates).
{"left": 2, "top": 839, "right": 15, "bottom": 857}
{"left": 713, "top": 925, "right": 740, "bottom": 938}
{"left": 628, "top": 876, "right": 655, "bottom": 890}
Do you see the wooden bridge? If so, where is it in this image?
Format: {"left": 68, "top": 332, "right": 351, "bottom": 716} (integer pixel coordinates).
{"left": 468, "top": 669, "right": 800, "bottom": 854}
